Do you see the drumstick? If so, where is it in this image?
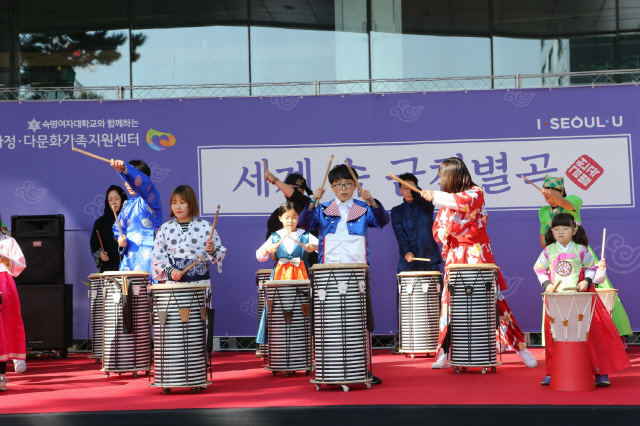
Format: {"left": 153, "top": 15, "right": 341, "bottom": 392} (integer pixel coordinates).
{"left": 601, "top": 228, "right": 606, "bottom": 260}
{"left": 288, "top": 235, "right": 306, "bottom": 248}
{"left": 274, "top": 231, "right": 291, "bottom": 250}
{"left": 388, "top": 173, "right": 420, "bottom": 193}
{"left": 207, "top": 205, "right": 220, "bottom": 242}
{"left": 181, "top": 255, "right": 207, "bottom": 274}
{"left": 72, "top": 146, "right": 111, "bottom": 164}
{"left": 412, "top": 258, "right": 431, "bottom": 262}
{"left": 563, "top": 286, "right": 579, "bottom": 291}
{"left": 263, "top": 160, "right": 269, "bottom": 183}
{"left": 344, "top": 160, "right": 370, "bottom": 206}
{"left": 95, "top": 230, "right": 105, "bottom": 253}
{"left": 551, "top": 280, "right": 563, "bottom": 293}
{"left": 111, "top": 204, "right": 124, "bottom": 237}
{"left": 315, "top": 155, "right": 334, "bottom": 208}
{"left": 520, "top": 175, "right": 543, "bottom": 193}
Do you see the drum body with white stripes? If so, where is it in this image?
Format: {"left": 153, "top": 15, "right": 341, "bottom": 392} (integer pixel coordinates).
{"left": 88, "top": 273, "right": 105, "bottom": 360}
{"left": 150, "top": 282, "right": 212, "bottom": 392}
{"left": 256, "top": 269, "right": 271, "bottom": 358}
{"left": 398, "top": 271, "right": 441, "bottom": 356}
{"left": 309, "top": 263, "right": 372, "bottom": 390}
{"left": 264, "top": 280, "right": 311, "bottom": 375}
{"left": 447, "top": 264, "right": 500, "bottom": 370}
{"left": 101, "top": 271, "right": 152, "bottom": 377}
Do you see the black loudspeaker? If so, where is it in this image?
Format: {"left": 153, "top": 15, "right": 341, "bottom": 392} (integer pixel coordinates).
{"left": 11, "top": 214, "right": 65, "bottom": 284}
{"left": 17, "top": 284, "right": 73, "bottom": 351}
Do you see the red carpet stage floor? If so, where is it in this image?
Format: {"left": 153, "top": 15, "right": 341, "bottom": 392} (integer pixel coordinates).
{"left": 2, "top": 347, "right": 640, "bottom": 415}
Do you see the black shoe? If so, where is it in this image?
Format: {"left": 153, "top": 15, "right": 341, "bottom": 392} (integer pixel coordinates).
{"left": 595, "top": 374, "right": 610, "bottom": 387}
{"left": 391, "top": 345, "right": 401, "bottom": 355}
{"left": 367, "top": 373, "right": 382, "bottom": 385}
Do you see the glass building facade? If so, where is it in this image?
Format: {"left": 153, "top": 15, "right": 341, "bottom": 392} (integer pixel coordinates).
{"left": 2, "top": 0, "right": 640, "bottom": 93}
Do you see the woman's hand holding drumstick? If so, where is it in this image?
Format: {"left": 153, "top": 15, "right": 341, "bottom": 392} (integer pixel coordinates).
{"left": 197, "top": 206, "right": 221, "bottom": 263}
{"left": 111, "top": 204, "right": 126, "bottom": 247}
{"left": 207, "top": 205, "right": 221, "bottom": 244}
{"left": 180, "top": 254, "right": 208, "bottom": 277}
{"left": 96, "top": 230, "right": 109, "bottom": 261}
{"left": 345, "top": 160, "right": 372, "bottom": 206}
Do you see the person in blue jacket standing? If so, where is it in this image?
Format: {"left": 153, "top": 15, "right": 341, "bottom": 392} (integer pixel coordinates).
{"left": 298, "top": 164, "right": 390, "bottom": 384}
{"left": 389, "top": 173, "right": 442, "bottom": 354}
{"left": 390, "top": 172, "right": 442, "bottom": 274}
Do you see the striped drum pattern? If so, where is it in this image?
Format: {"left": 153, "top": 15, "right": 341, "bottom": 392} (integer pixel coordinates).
{"left": 150, "top": 283, "right": 211, "bottom": 392}
{"left": 310, "top": 264, "right": 371, "bottom": 390}
{"left": 264, "top": 280, "right": 312, "bottom": 375}
{"left": 101, "top": 272, "right": 152, "bottom": 377}
{"left": 398, "top": 271, "right": 441, "bottom": 356}
{"left": 447, "top": 265, "right": 499, "bottom": 370}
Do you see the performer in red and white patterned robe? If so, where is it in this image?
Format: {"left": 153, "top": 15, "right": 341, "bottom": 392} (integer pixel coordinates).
{"left": 421, "top": 157, "right": 536, "bottom": 369}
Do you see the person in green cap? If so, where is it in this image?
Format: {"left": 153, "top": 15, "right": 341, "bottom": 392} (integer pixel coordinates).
{"left": 538, "top": 175, "right": 632, "bottom": 345}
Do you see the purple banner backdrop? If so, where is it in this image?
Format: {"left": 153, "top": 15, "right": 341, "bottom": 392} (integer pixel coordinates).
{"left": 1, "top": 85, "right": 639, "bottom": 339}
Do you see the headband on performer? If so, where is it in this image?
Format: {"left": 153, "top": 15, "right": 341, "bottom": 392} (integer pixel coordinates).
{"left": 543, "top": 175, "right": 564, "bottom": 190}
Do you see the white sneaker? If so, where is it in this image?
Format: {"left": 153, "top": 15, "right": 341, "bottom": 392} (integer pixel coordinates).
{"left": 13, "top": 359, "right": 26, "bottom": 373}
{"left": 0, "top": 374, "right": 6, "bottom": 391}
{"left": 431, "top": 351, "right": 451, "bottom": 369}
{"left": 517, "top": 348, "right": 537, "bottom": 368}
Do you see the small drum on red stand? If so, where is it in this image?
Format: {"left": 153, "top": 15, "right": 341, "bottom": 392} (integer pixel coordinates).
{"left": 447, "top": 264, "right": 501, "bottom": 374}
{"left": 255, "top": 269, "right": 271, "bottom": 359}
{"left": 595, "top": 288, "right": 618, "bottom": 317}
{"left": 100, "top": 271, "right": 152, "bottom": 378}
{"left": 543, "top": 291, "right": 597, "bottom": 391}
{"left": 309, "top": 263, "right": 372, "bottom": 392}
{"left": 397, "top": 271, "right": 441, "bottom": 357}
{"left": 264, "top": 279, "right": 312, "bottom": 376}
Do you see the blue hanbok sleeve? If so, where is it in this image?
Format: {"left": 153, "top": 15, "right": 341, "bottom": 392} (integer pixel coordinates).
{"left": 366, "top": 199, "right": 390, "bottom": 229}
{"left": 117, "top": 164, "right": 162, "bottom": 228}
{"left": 298, "top": 200, "right": 321, "bottom": 231}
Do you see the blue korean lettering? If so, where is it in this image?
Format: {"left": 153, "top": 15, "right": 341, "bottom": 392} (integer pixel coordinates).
{"left": 518, "top": 154, "right": 558, "bottom": 183}
{"left": 232, "top": 160, "right": 269, "bottom": 198}
{"left": 481, "top": 175, "right": 511, "bottom": 194}
{"left": 471, "top": 152, "right": 507, "bottom": 175}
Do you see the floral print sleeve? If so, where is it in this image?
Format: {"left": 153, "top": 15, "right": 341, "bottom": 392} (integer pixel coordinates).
{"left": 448, "top": 186, "right": 487, "bottom": 241}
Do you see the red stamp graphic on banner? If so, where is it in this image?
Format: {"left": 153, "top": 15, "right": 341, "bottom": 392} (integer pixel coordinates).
{"left": 566, "top": 155, "right": 603, "bottom": 190}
